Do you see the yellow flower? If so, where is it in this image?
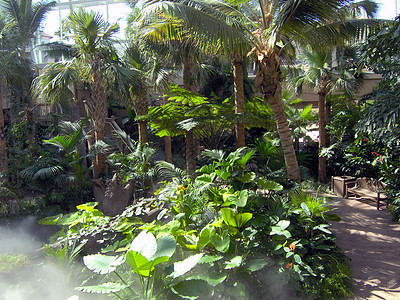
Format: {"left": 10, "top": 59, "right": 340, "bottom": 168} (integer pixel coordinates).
{"left": 179, "top": 185, "right": 186, "bottom": 191}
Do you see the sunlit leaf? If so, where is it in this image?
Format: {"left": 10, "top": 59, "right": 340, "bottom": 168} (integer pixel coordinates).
{"left": 76, "top": 282, "right": 127, "bottom": 294}
{"left": 83, "top": 254, "right": 124, "bottom": 275}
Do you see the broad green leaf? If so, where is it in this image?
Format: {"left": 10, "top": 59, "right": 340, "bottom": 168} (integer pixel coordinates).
{"left": 191, "top": 271, "right": 227, "bottom": 286}
{"left": 76, "top": 202, "right": 98, "bottom": 211}
{"left": 257, "top": 178, "right": 283, "bottom": 191}
{"left": 245, "top": 259, "right": 267, "bottom": 273}
{"left": 171, "top": 279, "right": 209, "bottom": 299}
{"left": 76, "top": 282, "right": 128, "bottom": 294}
{"left": 196, "top": 173, "right": 216, "bottom": 183}
{"left": 83, "top": 255, "right": 124, "bottom": 275}
{"left": 224, "top": 256, "right": 243, "bottom": 269}
{"left": 216, "top": 170, "right": 231, "bottom": 181}
{"left": 221, "top": 208, "right": 252, "bottom": 228}
{"left": 210, "top": 230, "right": 230, "bottom": 252}
{"left": 125, "top": 250, "right": 168, "bottom": 277}
{"left": 270, "top": 220, "right": 291, "bottom": 238}
{"left": 231, "top": 190, "right": 249, "bottom": 207}
{"left": 168, "top": 254, "right": 204, "bottom": 279}
{"left": 154, "top": 234, "right": 176, "bottom": 258}
{"left": 238, "top": 172, "right": 256, "bottom": 183}
{"left": 129, "top": 231, "right": 157, "bottom": 260}
{"left": 198, "top": 255, "right": 223, "bottom": 264}
{"left": 197, "top": 226, "right": 214, "bottom": 250}
{"left": 294, "top": 254, "right": 302, "bottom": 264}
{"left": 290, "top": 98, "right": 302, "bottom": 105}
{"left": 125, "top": 250, "right": 149, "bottom": 272}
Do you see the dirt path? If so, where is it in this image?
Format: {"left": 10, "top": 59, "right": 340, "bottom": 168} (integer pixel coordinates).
{"left": 326, "top": 194, "right": 400, "bottom": 299}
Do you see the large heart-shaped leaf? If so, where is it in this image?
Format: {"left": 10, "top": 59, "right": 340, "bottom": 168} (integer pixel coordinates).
{"left": 129, "top": 231, "right": 157, "bottom": 260}
{"left": 197, "top": 226, "right": 214, "bottom": 250}
{"left": 210, "top": 230, "right": 230, "bottom": 253}
{"left": 83, "top": 254, "right": 124, "bottom": 275}
{"left": 168, "top": 253, "right": 204, "bottom": 279}
{"left": 237, "top": 172, "right": 256, "bottom": 184}
{"left": 154, "top": 234, "right": 176, "bottom": 259}
{"left": 171, "top": 279, "right": 209, "bottom": 299}
{"left": 221, "top": 208, "right": 252, "bottom": 228}
{"left": 125, "top": 250, "right": 169, "bottom": 277}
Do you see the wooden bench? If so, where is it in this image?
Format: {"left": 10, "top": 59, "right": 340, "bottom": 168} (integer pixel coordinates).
{"left": 345, "top": 177, "right": 387, "bottom": 210}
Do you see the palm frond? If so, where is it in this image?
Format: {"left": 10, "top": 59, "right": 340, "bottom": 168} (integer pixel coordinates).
{"left": 155, "top": 161, "right": 187, "bottom": 181}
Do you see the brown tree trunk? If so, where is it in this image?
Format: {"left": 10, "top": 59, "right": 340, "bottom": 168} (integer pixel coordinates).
{"left": 232, "top": 54, "right": 245, "bottom": 148}
{"left": 0, "top": 84, "right": 7, "bottom": 175}
{"left": 138, "top": 120, "right": 148, "bottom": 144}
{"left": 165, "top": 136, "right": 172, "bottom": 163}
{"left": 131, "top": 94, "right": 149, "bottom": 144}
{"left": 183, "top": 49, "right": 197, "bottom": 176}
{"left": 255, "top": 49, "right": 300, "bottom": 182}
{"left": 325, "top": 97, "right": 331, "bottom": 147}
{"left": 318, "top": 78, "right": 328, "bottom": 183}
{"left": 91, "top": 62, "right": 107, "bottom": 178}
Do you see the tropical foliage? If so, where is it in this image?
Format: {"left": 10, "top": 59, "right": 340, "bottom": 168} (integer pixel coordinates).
{"left": 2, "top": 2, "right": 400, "bottom": 299}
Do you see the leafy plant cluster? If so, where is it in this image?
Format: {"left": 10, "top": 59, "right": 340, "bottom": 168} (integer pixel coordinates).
{"left": 41, "top": 148, "right": 350, "bottom": 299}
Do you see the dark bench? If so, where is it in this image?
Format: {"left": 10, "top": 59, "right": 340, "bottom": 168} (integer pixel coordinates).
{"left": 345, "top": 177, "right": 387, "bottom": 210}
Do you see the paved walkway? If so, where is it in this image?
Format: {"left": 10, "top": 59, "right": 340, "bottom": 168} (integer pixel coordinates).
{"left": 326, "top": 193, "right": 400, "bottom": 300}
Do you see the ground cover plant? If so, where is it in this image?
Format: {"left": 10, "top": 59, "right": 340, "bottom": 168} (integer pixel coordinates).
{"left": 37, "top": 148, "right": 350, "bottom": 299}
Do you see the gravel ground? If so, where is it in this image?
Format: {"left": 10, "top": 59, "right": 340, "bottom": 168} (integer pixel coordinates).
{"left": 326, "top": 193, "right": 400, "bottom": 300}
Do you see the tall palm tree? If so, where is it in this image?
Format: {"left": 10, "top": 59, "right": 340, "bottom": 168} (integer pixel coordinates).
{"left": 293, "top": 1, "right": 379, "bottom": 183}
{"left": 136, "top": 14, "right": 207, "bottom": 175}
{"left": 0, "top": 0, "right": 56, "bottom": 155}
{"left": 0, "top": 0, "right": 56, "bottom": 59}
{"left": 121, "top": 38, "right": 176, "bottom": 144}
{"left": 295, "top": 47, "right": 361, "bottom": 182}
{"left": 34, "top": 9, "right": 135, "bottom": 178}
{"left": 139, "top": 0, "right": 381, "bottom": 182}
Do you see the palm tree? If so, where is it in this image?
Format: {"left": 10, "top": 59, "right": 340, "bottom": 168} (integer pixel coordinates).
{"left": 295, "top": 46, "right": 364, "bottom": 182}
{"left": 121, "top": 39, "right": 176, "bottom": 144}
{"left": 139, "top": 0, "right": 380, "bottom": 183}
{"left": 34, "top": 9, "right": 131, "bottom": 178}
{"left": 0, "top": 0, "right": 56, "bottom": 59}
{"left": 136, "top": 15, "right": 207, "bottom": 175}
{"left": 0, "top": 0, "right": 56, "bottom": 155}
{"left": 293, "top": 1, "right": 378, "bottom": 183}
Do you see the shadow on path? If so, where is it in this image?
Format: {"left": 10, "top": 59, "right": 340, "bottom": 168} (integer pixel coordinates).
{"left": 324, "top": 193, "right": 400, "bottom": 300}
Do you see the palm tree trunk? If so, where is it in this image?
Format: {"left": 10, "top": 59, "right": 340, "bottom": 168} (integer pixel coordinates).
{"left": 91, "top": 62, "right": 107, "bottom": 178}
{"left": 232, "top": 54, "right": 245, "bottom": 148}
{"left": 183, "top": 49, "right": 197, "bottom": 176}
{"left": 318, "top": 79, "right": 328, "bottom": 183}
{"left": 131, "top": 96, "right": 149, "bottom": 144}
{"left": 325, "top": 97, "right": 331, "bottom": 147}
{"left": 0, "top": 84, "right": 7, "bottom": 175}
{"left": 255, "top": 50, "right": 300, "bottom": 182}
{"left": 165, "top": 136, "right": 172, "bottom": 163}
